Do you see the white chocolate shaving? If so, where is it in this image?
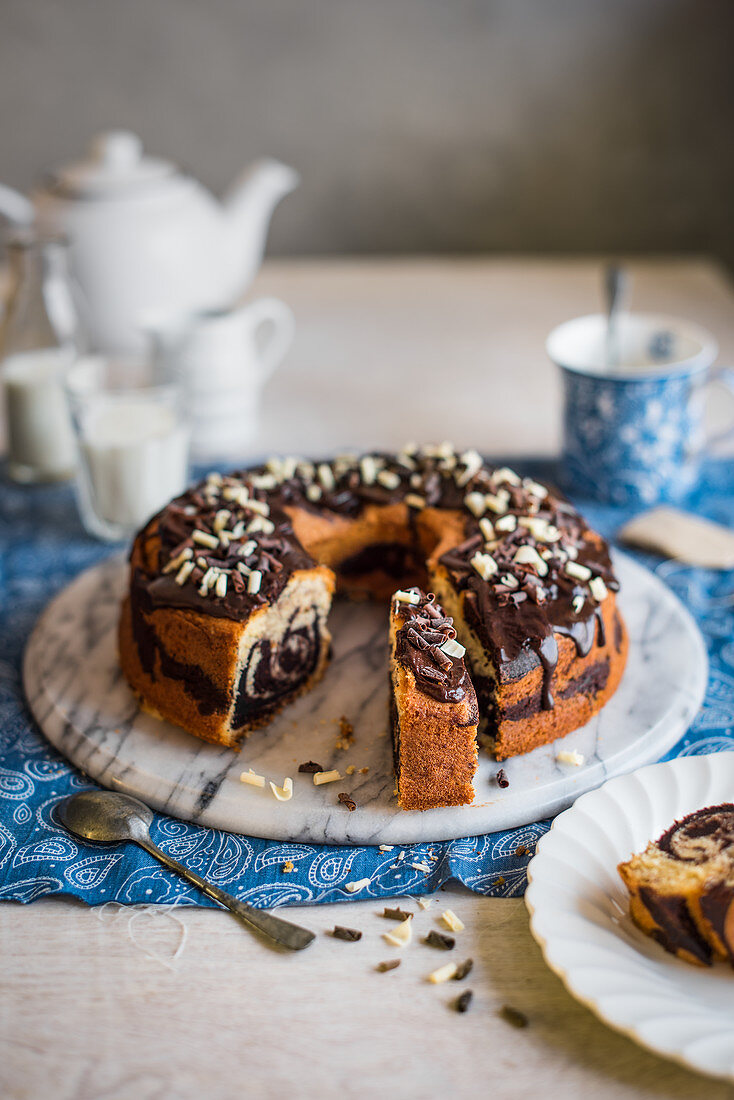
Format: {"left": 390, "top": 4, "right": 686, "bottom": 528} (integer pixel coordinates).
{"left": 175, "top": 560, "right": 195, "bottom": 586}
{"left": 589, "top": 576, "right": 608, "bottom": 602}
{"left": 404, "top": 494, "right": 425, "bottom": 509}
{"left": 471, "top": 552, "right": 498, "bottom": 580}
{"left": 215, "top": 573, "right": 228, "bottom": 598}
{"left": 382, "top": 917, "right": 412, "bottom": 947}
{"left": 313, "top": 769, "right": 342, "bottom": 785}
{"left": 269, "top": 777, "right": 293, "bottom": 801}
{"left": 192, "top": 530, "right": 219, "bottom": 549}
{"left": 557, "top": 749, "right": 585, "bottom": 767}
{"left": 513, "top": 545, "right": 548, "bottom": 576}
{"left": 441, "top": 909, "right": 465, "bottom": 932}
{"left": 393, "top": 589, "right": 421, "bottom": 605}
{"left": 441, "top": 638, "right": 466, "bottom": 659}
{"left": 479, "top": 517, "right": 495, "bottom": 543}
{"left": 240, "top": 769, "right": 265, "bottom": 788}
{"left": 428, "top": 962, "right": 458, "bottom": 984}
{"left": 344, "top": 878, "right": 371, "bottom": 893}
{"left": 318, "top": 463, "right": 335, "bottom": 490}
{"left": 464, "top": 492, "right": 486, "bottom": 517}
{"left": 247, "top": 570, "right": 263, "bottom": 594}
{"left": 493, "top": 466, "right": 521, "bottom": 486}
{"left": 565, "top": 560, "right": 592, "bottom": 582}
{"left": 377, "top": 469, "right": 400, "bottom": 490}
{"left": 485, "top": 489, "right": 511, "bottom": 514}
{"left": 494, "top": 513, "right": 517, "bottom": 533}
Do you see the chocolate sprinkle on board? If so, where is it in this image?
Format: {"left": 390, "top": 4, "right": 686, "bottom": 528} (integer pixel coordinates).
{"left": 496, "top": 768, "right": 510, "bottom": 789}
{"left": 298, "top": 760, "right": 323, "bottom": 773}
{"left": 455, "top": 990, "right": 473, "bottom": 1013}
{"left": 338, "top": 792, "right": 356, "bottom": 811}
{"left": 500, "top": 1005, "right": 529, "bottom": 1028}
{"left": 382, "top": 907, "right": 413, "bottom": 921}
{"left": 332, "top": 925, "right": 362, "bottom": 942}
{"left": 515, "top": 844, "right": 528, "bottom": 857}
{"left": 376, "top": 959, "right": 401, "bottom": 972}
{"left": 424, "top": 930, "right": 455, "bottom": 950}
{"left": 454, "top": 958, "right": 474, "bottom": 980}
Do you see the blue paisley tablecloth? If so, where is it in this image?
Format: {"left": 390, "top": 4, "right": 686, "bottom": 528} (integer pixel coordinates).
{"left": 1, "top": 460, "right": 732, "bottom": 909}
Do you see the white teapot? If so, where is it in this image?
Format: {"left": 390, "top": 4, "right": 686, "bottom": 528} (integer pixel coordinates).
{"left": 0, "top": 130, "right": 299, "bottom": 352}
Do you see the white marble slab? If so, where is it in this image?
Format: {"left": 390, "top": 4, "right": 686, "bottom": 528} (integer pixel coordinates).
{"left": 23, "top": 551, "right": 707, "bottom": 845}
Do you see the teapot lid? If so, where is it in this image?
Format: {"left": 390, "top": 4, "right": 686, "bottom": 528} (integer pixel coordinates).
{"left": 50, "top": 131, "right": 176, "bottom": 198}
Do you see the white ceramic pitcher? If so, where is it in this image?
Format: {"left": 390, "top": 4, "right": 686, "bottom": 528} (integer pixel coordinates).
{"left": 150, "top": 297, "right": 294, "bottom": 460}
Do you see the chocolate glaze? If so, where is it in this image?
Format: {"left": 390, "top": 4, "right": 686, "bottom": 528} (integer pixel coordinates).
{"left": 658, "top": 804, "right": 734, "bottom": 864}
{"left": 131, "top": 451, "right": 620, "bottom": 719}
{"left": 392, "top": 589, "right": 472, "bottom": 704}
{"left": 132, "top": 479, "right": 315, "bottom": 624}
{"left": 438, "top": 490, "right": 617, "bottom": 710}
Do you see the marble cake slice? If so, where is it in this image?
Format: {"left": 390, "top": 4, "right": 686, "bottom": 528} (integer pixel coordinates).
{"left": 388, "top": 586, "right": 478, "bottom": 811}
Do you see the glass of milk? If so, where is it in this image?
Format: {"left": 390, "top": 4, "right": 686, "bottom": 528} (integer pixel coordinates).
{"left": 0, "top": 232, "right": 83, "bottom": 483}
{"left": 65, "top": 356, "right": 190, "bottom": 541}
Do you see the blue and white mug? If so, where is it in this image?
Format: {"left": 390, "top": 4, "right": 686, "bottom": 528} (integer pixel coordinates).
{"left": 547, "top": 312, "right": 734, "bottom": 506}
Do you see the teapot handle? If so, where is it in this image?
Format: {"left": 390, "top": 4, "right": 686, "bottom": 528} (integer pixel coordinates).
{"left": 244, "top": 297, "right": 295, "bottom": 381}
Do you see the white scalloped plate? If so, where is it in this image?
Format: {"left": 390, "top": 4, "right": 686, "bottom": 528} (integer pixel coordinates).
{"left": 526, "top": 753, "right": 734, "bottom": 1081}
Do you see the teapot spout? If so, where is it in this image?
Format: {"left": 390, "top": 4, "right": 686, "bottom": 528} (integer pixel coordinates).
{"left": 222, "top": 158, "right": 299, "bottom": 295}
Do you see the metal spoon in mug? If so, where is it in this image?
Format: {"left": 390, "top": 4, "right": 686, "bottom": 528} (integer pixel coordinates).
{"left": 59, "top": 790, "right": 315, "bottom": 951}
{"left": 604, "top": 263, "right": 629, "bottom": 370}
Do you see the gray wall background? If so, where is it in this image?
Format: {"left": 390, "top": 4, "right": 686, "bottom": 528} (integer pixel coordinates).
{"left": 1, "top": 0, "right": 732, "bottom": 263}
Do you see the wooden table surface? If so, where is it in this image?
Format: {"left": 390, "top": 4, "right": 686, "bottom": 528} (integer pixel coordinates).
{"left": 3, "top": 257, "right": 734, "bottom": 1100}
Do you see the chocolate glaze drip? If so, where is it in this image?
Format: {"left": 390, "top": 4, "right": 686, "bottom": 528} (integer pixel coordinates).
{"left": 658, "top": 804, "right": 734, "bottom": 864}
{"left": 393, "top": 589, "right": 471, "bottom": 704}
{"left": 438, "top": 491, "right": 617, "bottom": 710}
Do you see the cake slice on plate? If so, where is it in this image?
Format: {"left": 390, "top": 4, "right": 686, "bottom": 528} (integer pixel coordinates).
{"left": 388, "top": 587, "right": 479, "bottom": 811}
{"left": 618, "top": 803, "right": 734, "bottom": 966}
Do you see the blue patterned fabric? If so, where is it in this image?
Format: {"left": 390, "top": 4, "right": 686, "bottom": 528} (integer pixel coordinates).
{"left": 0, "top": 460, "right": 732, "bottom": 909}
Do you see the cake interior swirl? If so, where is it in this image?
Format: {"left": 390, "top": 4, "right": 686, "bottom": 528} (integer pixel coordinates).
{"left": 619, "top": 804, "right": 734, "bottom": 966}
{"left": 119, "top": 444, "right": 628, "bottom": 809}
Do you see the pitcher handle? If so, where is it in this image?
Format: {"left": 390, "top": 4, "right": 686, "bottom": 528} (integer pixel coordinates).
{"left": 243, "top": 297, "right": 295, "bottom": 382}
{"left": 704, "top": 366, "right": 734, "bottom": 453}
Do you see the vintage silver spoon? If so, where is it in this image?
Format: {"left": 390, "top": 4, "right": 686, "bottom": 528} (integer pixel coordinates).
{"left": 59, "top": 790, "right": 315, "bottom": 951}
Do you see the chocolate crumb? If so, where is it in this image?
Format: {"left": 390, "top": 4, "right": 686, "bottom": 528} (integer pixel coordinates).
{"left": 424, "top": 930, "right": 455, "bottom": 951}
{"left": 500, "top": 1005, "right": 529, "bottom": 1028}
{"left": 454, "top": 958, "right": 474, "bottom": 980}
{"left": 455, "top": 990, "right": 473, "bottom": 1013}
{"left": 338, "top": 792, "right": 356, "bottom": 811}
{"left": 332, "top": 925, "right": 362, "bottom": 942}
{"left": 298, "top": 760, "right": 323, "bottom": 773}
{"left": 336, "top": 715, "right": 355, "bottom": 750}
{"left": 383, "top": 906, "right": 413, "bottom": 921}
{"left": 376, "top": 959, "right": 401, "bottom": 972}
{"left": 515, "top": 844, "right": 528, "bottom": 857}
{"left": 496, "top": 768, "right": 509, "bottom": 789}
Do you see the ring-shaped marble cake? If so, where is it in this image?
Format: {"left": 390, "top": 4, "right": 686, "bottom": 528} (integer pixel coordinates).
{"left": 119, "top": 444, "right": 628, "bottom": 807}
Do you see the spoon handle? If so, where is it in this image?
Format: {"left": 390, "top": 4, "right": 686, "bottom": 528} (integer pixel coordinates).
{"left": 137, "top": 837, "right": 315, "bottom": 951}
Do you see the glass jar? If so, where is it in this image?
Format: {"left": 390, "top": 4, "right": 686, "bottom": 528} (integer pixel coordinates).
{"left": 0, "top": 231, "right": 84, "bottom": 483}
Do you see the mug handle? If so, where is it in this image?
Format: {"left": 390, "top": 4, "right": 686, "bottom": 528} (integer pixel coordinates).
{"left": 704, "top": 367, "right": 734, "bottom": 453}
{"left": 241, "top": 296, "right": 295, "bottom": 382}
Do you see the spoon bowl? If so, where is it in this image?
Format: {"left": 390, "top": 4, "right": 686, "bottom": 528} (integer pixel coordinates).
{"left": 58, "top": 789, "right": 315, "bottom": 951}
{"left": 60, "top": 789, "right": 153, "bottom": 844}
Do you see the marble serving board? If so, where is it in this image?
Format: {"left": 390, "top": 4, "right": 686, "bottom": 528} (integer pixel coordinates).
{"left": 23, "top": 552, "right": 707, "bottom": 845}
